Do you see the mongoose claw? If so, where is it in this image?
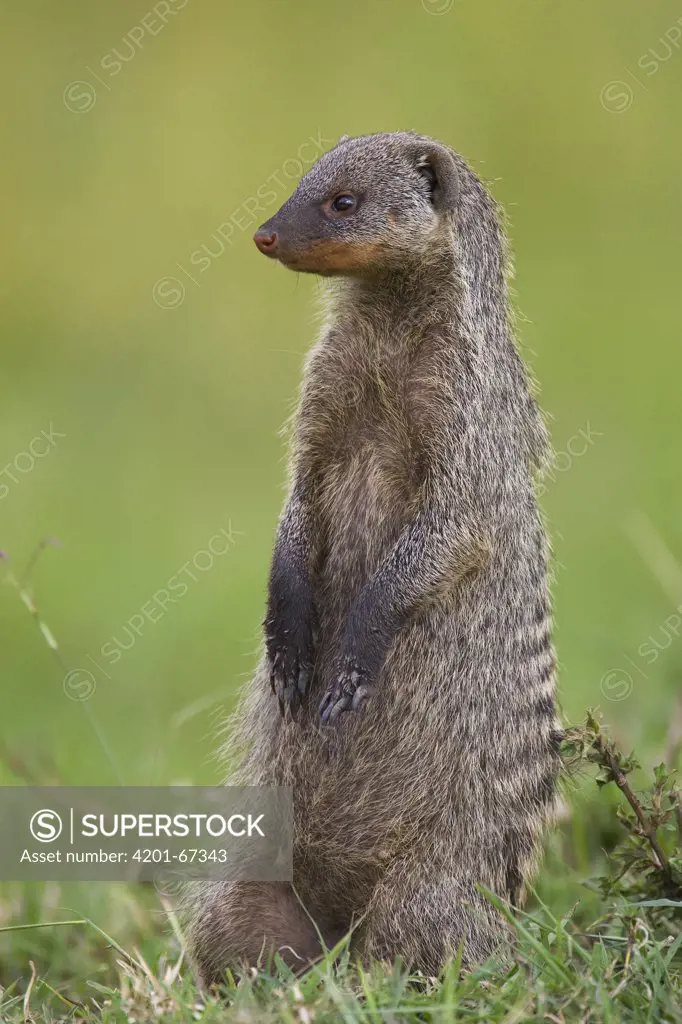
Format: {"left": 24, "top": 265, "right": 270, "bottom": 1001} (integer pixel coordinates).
{"left": 268, "top": 646, "right": 312, "bottom": 717}
{"left": 351, "top": 684, "right": 374, "bottom": 711}
{"left": 297, "top": 667, "right": 310, "bottom": 695}
{"left": 319, "top": 668, "right": 374, "bottom": 725}
{"left": 320, "top": 693, "right": 350, "bottom": 724}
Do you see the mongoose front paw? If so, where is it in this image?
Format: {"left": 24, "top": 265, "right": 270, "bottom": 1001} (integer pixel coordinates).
{"left": 265, "top": 602, "right": 316, "bottom": 716}
{"left": 268, "top": 641, "right": 313, "bottom": 716}
{"left": 319, "top": 658, "right": 375, "bottom": 725}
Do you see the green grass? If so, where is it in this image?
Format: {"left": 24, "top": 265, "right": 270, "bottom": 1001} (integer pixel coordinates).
{"left": 1, "top": 880, "right": 680, "bottom": 1022}
{"left": 1, "top": 722, "right": 680, "bottom": 1022}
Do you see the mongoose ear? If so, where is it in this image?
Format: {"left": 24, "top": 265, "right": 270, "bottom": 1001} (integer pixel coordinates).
{"left": 415, "top": 144, "right": 460, "bottom": 214}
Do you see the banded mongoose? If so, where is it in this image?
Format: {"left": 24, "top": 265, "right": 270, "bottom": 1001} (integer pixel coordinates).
{"left": 189, "top": 131, "right": 562, "bottom": 982}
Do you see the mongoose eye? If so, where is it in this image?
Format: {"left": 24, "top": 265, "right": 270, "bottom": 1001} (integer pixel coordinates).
{"left": 330, "top": 194, "right": 357, "bottom": 214}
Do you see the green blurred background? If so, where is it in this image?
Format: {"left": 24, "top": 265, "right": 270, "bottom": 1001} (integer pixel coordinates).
{"left": 1, "top": 0, "right": 681, "bottom": 790}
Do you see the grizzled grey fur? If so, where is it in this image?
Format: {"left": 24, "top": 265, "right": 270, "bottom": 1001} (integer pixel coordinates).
{"left": 187, "top": 132, "right": 562, "bottom": 982}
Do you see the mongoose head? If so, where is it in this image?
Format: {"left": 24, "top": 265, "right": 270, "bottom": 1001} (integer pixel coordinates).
{"left": 253, "top": 132, "right": 460, "bottom": 277}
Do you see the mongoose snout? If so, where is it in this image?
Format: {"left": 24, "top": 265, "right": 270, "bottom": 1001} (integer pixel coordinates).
{"left": 253, "top": 229, "right": 278, "bottom": 256}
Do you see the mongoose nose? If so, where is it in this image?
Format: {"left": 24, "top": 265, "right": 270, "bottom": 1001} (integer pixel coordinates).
{"left": 253, "top": 230, "right": 279, "bottom": 256}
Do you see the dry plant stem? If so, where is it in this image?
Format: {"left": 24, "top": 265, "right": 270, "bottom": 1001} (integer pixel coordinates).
{"left": 593, "top": 733, "right": 673, "bottom": 881}
{"left": 22, "top": 960, "right": 37, "bottom": 1023}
